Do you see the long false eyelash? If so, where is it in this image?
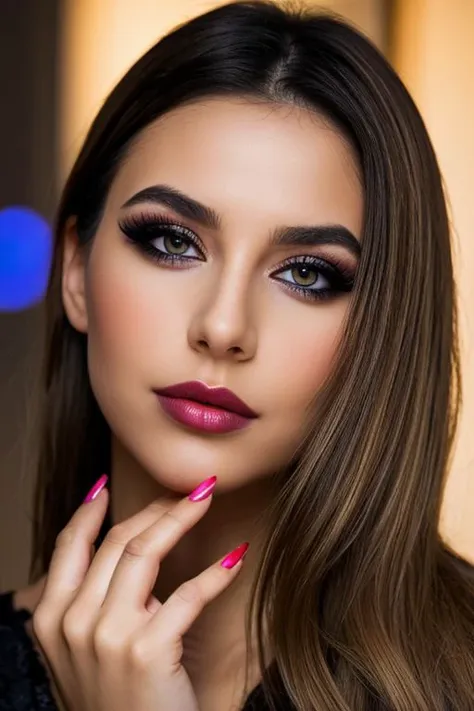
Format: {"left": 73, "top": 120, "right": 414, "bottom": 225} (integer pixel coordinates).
{"left": 119, "top": 212, "right": 207, "bottom": 266}
{"left": 119, "top": 211, "right": 202, "bottom": 250}
{"left": 118, "top": 212, "right": 356, "bottom": 301}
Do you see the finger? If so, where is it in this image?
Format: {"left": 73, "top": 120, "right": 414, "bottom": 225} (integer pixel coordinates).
{"left": 101, "top": 488, "right": 215, "bottom": 613}
{"left": 69, "top": 496, "right": 173, "bottom": 610}
{"left": 38, "top": 481, "right": 110, "bottom": 613}
{"left": 139, "top": 543, "right": 249, "bottom": 662}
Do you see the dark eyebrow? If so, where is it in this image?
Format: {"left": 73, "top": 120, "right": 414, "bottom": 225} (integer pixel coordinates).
{"left": 268, "top": 224, "right": 360, "bottom": 259}
{"left": 122, "top": 184, "right": 222, "bottom": 229}
{"left": 121, "top": 184, "right": 361, "bottom": 259}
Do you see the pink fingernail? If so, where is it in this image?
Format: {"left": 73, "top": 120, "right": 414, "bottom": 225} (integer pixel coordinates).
{"left": 220, "top": 542, "right": 249, "bottom": 569}
{"left": 188, "top": 476, "right": 217, "bottom": 502}
{"left": 83, "top": 474, "right": 108, "bottom": 503}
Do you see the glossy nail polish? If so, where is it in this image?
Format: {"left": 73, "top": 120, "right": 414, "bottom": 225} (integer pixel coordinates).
{"left": 221, "top": 542, "right": 249, "bottom": 569}
{"left": 83, "top": 474, "right": 108, "bottom": 503}
{"left": 188, "top": 476, "right": 217, "bottom": 502}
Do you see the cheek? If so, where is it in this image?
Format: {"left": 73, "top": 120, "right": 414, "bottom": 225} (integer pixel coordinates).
{"left": 270, "top": 301, "right": 345, "bottom": 411}
{"left": 83, "top": 237, "right": 175, "bottom": 380}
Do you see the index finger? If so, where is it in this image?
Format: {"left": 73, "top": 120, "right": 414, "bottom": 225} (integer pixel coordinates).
{"left": 40, "top": 477, "right": 173, "bottom": 612}
{"left": 39, "top": 479, "right": 110, "bottom": 612}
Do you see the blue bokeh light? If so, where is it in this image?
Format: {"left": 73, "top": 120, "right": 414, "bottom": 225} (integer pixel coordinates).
{"left": 0, "top": 206, "right": 52, "bottom": 312}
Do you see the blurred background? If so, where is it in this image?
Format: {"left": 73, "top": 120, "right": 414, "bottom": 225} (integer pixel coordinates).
{"left": 1, "top": 0, "right": 473, "bottom": 591}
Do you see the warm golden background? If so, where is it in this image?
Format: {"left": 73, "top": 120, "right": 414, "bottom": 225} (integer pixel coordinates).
{"left": 1, "top": 0, "right": 473, "bottom": 589}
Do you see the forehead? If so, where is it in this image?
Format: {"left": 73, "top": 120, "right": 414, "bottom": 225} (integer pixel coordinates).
{"left": 110, "top": 97, "right": 363, "bottom": 236}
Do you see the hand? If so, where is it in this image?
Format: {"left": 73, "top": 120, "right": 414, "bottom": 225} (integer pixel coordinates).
{"left": 32, "top": 475, "right": 249, "bottom": 711}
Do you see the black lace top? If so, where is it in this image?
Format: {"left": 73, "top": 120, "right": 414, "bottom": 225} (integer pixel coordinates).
{"left": 0, "top": 590, "right": 288, "bottom": 711}
{"left": 0, "top": 591, "right": 56, "bottom": 711}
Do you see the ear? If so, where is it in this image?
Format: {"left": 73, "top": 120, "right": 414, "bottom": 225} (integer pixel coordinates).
{"left": 62, "top": 217, "right": 89, "bottom": 333}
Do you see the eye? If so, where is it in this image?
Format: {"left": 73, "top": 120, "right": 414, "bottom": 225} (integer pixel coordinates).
{"left": 270, "top": 255, "right": 354, "bottom": 302}
{"left": 277, "top": 263, "right": 329, "bottom": 289}
{"left": 152, "top": 233, "right": 200, "bottom": 259}
{"left": 118, "top": 213, "right": 205, "bottom": 265}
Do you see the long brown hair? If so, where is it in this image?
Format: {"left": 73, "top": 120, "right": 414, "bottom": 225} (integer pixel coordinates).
{"left": 29, "top": 2, "right": 474, "bottom": 709}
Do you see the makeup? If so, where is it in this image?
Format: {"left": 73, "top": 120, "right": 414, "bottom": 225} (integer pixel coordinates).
{"left": 221, "top": 542, "right": 249, "bottom": 569}
{"left": 83, "top": 474, "right": 108, "bottom": 503}
{"left": 155, "top": 380, "right": 258, "bottom": 434}
{"left": 118, "top": 211, "right": 356, "bottom": 302}
{"left": 188, "top": 475, "right": 217, "bottom": 501}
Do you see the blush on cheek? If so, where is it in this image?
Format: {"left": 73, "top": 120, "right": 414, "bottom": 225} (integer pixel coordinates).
{"left": 85, "top": 237, "right": 189, "bottom": 392}
{"left": 283, "top": 325, "right": 342, "bottom": 408}
{"left": 86, "top": 237, "right": 162, "bottom": 353}
{"left": 89, "top": 274, "right": 141, "bottom": 351}
{"left": 297, "top": 348, "right": 334, "bottom": 392}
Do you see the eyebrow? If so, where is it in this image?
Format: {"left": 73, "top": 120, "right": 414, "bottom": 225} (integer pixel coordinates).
{"left": 121, "top": 184, "right": 361, "bottom": 259}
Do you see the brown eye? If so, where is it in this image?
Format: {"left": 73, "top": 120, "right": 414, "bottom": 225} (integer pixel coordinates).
{"left": 162, "top": 235, "right": 190, "bottom": 255}
{"left": 291, "top": 265, "right": 318, "bottom": 287}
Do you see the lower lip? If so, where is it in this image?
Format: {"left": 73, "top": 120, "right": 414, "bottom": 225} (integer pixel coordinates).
{"left": 156, "top": 395, "right": 254, "bottom": 434}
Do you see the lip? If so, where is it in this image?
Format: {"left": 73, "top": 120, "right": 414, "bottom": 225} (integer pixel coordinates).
{"left": 154, "top": 381, "right": 258, "bottom": 418}
{"left": 154, "top": 381, "right": 258, "bottom": 435}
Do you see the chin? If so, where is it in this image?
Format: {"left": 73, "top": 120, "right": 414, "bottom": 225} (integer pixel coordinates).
{"left": 115, "top": 427, "right": 255, "bottom": 491}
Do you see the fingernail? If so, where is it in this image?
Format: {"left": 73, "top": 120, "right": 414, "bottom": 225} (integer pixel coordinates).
{"left": 188, "top": 475, "right": 217, "bottom": 502}
{"left": 83, "top": 474, "right": 108, "bottom": 503}
{"left": 220, "top": 542, "right": 249, "bottom": 569}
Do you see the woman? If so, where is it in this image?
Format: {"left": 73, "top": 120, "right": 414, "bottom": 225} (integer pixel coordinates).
{"left": 1, "top": 1, "right": 473, "bottom": 709}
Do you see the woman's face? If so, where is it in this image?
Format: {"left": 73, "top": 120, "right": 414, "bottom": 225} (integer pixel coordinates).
{"left": 63, "top": 97, "right": 363, "bottom": 494}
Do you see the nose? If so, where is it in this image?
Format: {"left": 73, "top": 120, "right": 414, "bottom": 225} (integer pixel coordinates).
{"left": 187, "top": 275, "right": 257, "bottom": 362}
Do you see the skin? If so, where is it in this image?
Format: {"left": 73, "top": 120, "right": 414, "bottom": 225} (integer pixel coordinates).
{"left": 17, "top": 97, "right": 363, "bottom": 710}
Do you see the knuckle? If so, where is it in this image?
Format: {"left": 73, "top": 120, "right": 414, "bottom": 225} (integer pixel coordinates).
{"left": 62, "top": 609, "right": 88, "bottom": 646}
{"left": 175, "top": 580, "right": 202, "bottom": 607}
{"left": 55, "top": 526, "right": 77, "bottom": 549}
{"left": 123, "top": 536, "right": 150, "bottom": 560}
{"left": 128, "top": 640, "right": 154, "bottom": 669}
{"left": 32, "top": 605, "right": 53, "bottom": 641}
{"left": 103, "top": 523, "right": 129, "bottom": 548}
{"left": 93, "top": 621, "right": 122, "bottom": 656}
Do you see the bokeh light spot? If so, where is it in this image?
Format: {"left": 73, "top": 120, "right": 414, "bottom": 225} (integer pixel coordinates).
{"left": 0, "top": 206, "right": 52, "bottom": 312}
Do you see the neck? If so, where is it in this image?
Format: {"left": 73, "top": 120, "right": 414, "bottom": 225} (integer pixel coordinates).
{"left": 110, "top": 436, "right": 273, "bottom": 700}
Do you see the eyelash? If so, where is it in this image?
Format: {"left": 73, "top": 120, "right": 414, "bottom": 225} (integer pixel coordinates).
{"left": 118, "top": 212, "right": 355, "bottom": 302}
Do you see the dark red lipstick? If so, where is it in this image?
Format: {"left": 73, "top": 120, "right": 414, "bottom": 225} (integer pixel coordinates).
{"left": 154, "top": 380, "right": 258, "bottom": 434}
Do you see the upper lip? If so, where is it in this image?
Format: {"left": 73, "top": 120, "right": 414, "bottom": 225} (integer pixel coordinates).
{"left": 154, "top": 380, "right": 258, "bottom": 418}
